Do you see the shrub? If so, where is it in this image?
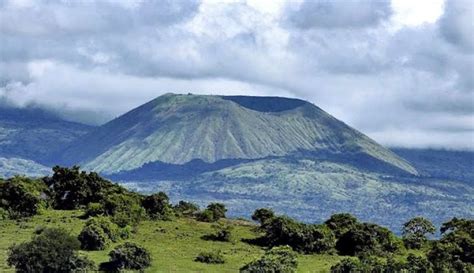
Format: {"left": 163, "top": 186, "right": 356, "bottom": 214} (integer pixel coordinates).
{"left": 207, "top": 203, "right": 227, "bottom": 219}
{"left": 102, "top": 193, "right": 146, "bottom": 227}
{"left": 7, "top": 228, "right": 95, "bottom": 272}
{"left": 330, "top": 258, "right": 363, "bottom": 273}
{"left": 78, "top": 224, "right": 109, "bottom": 250}
{"left": 251, "top": 208, "right": 275, "bottom": 226}
{"left": 203, "top": 222, "right": 233, "bottom": 242}
{"left": 262, "top": 216, "right": 335, "bottom": 254}
{"left": 142, "top": 192, "right": 173, "bottom": 220}
{"left": 84, "top": 202, "right": 105, "bottom": 217}
{"left": 197, "top": 209, "right": 216, "bottom": 222}
{"left": 0, "top": 177, "right": 48, "bottom": 218}
{"left": 325, "top": 213, "right": 358, "bottom": 239}
{"left": 336, "top": 223, "right": 400, "bottom": 256}
{"left": 99, "top": 242, "right": 151, "bottom": 271}
{"left": 240, "top": 246, "right": 298, "bottom": 273}
{"left": 85, "top": 217, "right": 120, "bottom": 242}
{"left": 195, "top": 251, "right": 226, "bottom": 264}
{"left": 174, "top": 201, "right": 199, "bottom": 217}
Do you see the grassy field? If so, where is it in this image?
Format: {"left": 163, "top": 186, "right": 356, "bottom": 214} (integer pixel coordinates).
{"left": 0, "top": 210, "right": 345, "bottom": 272}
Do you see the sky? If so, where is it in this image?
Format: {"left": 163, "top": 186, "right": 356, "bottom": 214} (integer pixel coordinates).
{"left": 0, "top": 0, "right": 473, "bottom": 150}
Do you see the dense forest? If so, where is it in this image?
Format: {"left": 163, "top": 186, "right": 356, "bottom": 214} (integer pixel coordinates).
{"left": 0, "top": 166, "right": 472, "bottom": 272}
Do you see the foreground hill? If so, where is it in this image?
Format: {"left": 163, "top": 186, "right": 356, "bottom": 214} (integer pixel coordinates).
{"left": 0, "top": 105, "right": 93, "bottom": 165}
{"left": 60, "top": 93, "right": 416, "bottom": 175}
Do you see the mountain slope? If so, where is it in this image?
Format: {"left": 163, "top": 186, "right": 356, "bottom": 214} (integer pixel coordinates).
{"left": 60, "top": 93, "right": 416, "bottom": 175}
{"left": 0, "top": 105, "right": 93, "bottom": 165}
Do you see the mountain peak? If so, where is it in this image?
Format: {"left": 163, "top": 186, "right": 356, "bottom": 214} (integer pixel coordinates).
{"left": 59, "top": 93, "right": 417, "bottom": 175}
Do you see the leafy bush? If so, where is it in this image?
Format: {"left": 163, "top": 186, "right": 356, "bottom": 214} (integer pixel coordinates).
{"left": 262, "top": 216, "right": 335, "bottom": 254}
{"left": 195, "top": 251, "right": 226, "bottom": 264}
{"left": 99, "top": 242, "right": 151, "bottom": 271}
{"left": 78, "top": 224, "right": 109, "bottom": 250}
{"left": 174, "top": 200, "right": 199, "bottom": 217}
{"left": 330, "top": 258, "right": 363, "bottom": 273}
{"left": 7, "top": 228, "right": 95, "bottom": 272}
{"left": 84, "top": 202, "right": 105, "bottom": 217}
{"left": 325, "top": 213, "right": 358, "bottom": 238}
{"left": 240, "top": 246, "right": 298, "bottom": 273}
{"left": 85, "top": 216, "right": 120, "bottom": 242}
{"left": 142, "top": 192, "right": 173, "bottom": 220}
{"left": 251, "top": 208, "right": 275, "bottom": 226}
{"left": 0, "top": 176, "right": 48, "bottom": 218}
{"left": 198, "top": 202, "right": 227, "bottom": 222}
{"left": 102, "top": 193, "right": 146, "bottom": 227}
{"left": 335, "top": 223, "right": 401, "bottom": 256}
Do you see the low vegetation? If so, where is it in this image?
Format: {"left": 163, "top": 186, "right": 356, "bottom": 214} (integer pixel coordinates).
{"left": 0, "top": 166, "right": 472, "bottom": 272}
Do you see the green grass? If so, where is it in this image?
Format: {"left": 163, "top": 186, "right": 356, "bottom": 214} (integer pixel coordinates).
{"left": 0, "top": 210, "right": 344, "bottom": 272}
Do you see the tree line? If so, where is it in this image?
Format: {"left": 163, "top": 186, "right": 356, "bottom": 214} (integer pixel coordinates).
{"left": 0, "top": 166, "right": 472, "bottom": 272}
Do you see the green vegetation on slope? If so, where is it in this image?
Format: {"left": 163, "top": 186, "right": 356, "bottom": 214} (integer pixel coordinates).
{"left": 0, "top": 167, "right": 472, "bottom": 272}
{"left": 59, "top": 93, "right": 416, "bottom": 175}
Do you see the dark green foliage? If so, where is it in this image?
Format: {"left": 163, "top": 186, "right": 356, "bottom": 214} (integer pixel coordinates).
{"left": 197, "top": 203, "right": 227, "bottom": 222}
{"left": 102, "top": 193, "right": 145, "bottom": 227}
{"left": 174, "top": 200, "right": 199, "bottom": 217}
{"left": 47, "top": 166, "right": 113, "bottom": 210}
{"left": 99, "top": 242, "right": 151, "bottom": 271}
{"left": 84, "top": 202, "right": 105, "bottom": 217}
{"left": 427, "top": 218, "right": 474, "bottom": 272}
{"left": 240, "top": 246, "right": 298, "bottom": 273}
{"left": 78, "top": 217, "right": 125, "bottom": 250}
{"left": 325, "top": 213, "right": 358, "bottom": 238}
{"left": 78, "top": 224, "right": 109, "bottom": 250}
{"left": 252, "top": 208, "right": 275, "bottom": 226}
{"left": 335, "top": 223, "right": 401, "bottom": 257}
{"left": 262, "top": 216, "right": 335, "bottom": 254}
{"left": 7, "top": 228, "right": 95, "bottom": 272}
{"left": 142, "top": 192, "right": 173, "bottom": 220}
{"left": 207, "top": 202, "right": 227, "bottom": 219}
{"left": 0, "top": 176, "right": 48, "bottom": 218}
{"left": 402, "top": 217, "right": 435, "bottom": 249}
{"left": 405, "top": 254, "right": 432, "bottom": 273}
{"left": 330, "top": 258, "right": 362, "bottom": 273}
{"left": 195, "top": 251, "right": 226, "bottom": 264}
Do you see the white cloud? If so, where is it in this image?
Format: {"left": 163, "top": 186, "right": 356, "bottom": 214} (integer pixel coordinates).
{"left": 0, "top": 0, "right": 472, "bottom": 149}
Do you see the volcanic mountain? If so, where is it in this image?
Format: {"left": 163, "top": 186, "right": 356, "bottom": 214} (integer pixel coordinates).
{"left": 59, "top": 93, "right": 417, "bottom": 176}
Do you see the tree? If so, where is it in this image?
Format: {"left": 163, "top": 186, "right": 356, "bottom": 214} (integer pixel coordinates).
{"left": 207, "top": 203, "right": 227, "bottom": 219}
{"left": 7, "top": 228, "right": 94, "bottom": 272}
{"left": 142, "top": 192, "right": 173, "bottom": 220}
{"left": 174, "top": 201, "right": 199, "bottom": 217}
{"left": 240, "top": 246, "right": 298, "bottom": 273}
{"left": 251, "top": 208, "right": 275, "bottom": 226}
{"left": 262, "top": 216, "right": 335, "bottom": 254}
{"left": 0, "top": 177, "right": 48, "bottom": 218}
{"left": 197, "top": 203, "right": 227, "bottom": 222}
{"left": 99, "top": 242, "right": 151, "bottom": 271}
{"left": 402, "top": 217, "right": 435, "bottom": 249}
{"left": 325, "top": 213, "right": 358, "bottom": 238}
{"left": 336, "top": 223, "right": 400, "bottom": 256}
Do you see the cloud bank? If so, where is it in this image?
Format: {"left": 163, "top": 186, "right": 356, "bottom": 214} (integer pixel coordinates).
{"left": 0, "top": 0, "right": 472, "bottom": 149}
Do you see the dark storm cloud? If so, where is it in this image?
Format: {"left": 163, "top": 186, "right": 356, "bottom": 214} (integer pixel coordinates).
{"left": 0, "top": 0, "right": 472, "bottom": 149}
{"left": 285, "top": 0, "right": 392, "bottom": 29}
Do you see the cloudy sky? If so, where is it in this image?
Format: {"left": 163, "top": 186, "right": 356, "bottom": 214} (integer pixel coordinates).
{"left": 0, "top": 0, "right": 473, "bottom": 149}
